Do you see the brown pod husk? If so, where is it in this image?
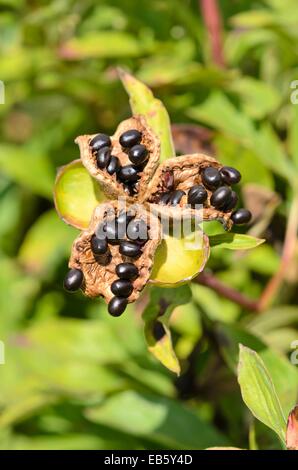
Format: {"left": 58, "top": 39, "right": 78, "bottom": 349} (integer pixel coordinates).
{"left": 75, "top": 115, "right": 160, "bottom": 202}
{"left": 146, "top": 154, "right": 234, "bottom": 230}
{"left": 68, "top": 201, "right": 161, "bottom": 304}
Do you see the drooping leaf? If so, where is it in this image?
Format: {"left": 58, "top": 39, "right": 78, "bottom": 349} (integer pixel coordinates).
{"left": 119, "top": 69, "right": 175, "bottom": 161}
{"left": 142, "top": 285, "right": 192, "bottom": 374}
{"left": 209, "top": 233, "right": 265, "bottom": 250}
{"left": 238, "top": 345, "right": 286, "bottom": 444}
{"left": 54, "top": 160, "right": 105, "bottom": 230}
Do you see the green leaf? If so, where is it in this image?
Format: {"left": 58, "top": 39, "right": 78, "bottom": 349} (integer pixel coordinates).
{"left": 119, "top": 69, "right": 175, "bottom": 161}
{"left": 18, "top": 209, "right": 77, "bottom": 275}
{"left": 209, "top": 233, "right": 265, "bottom": 250}
{"left": 188, "top": 91, "right": 255, "bottom": 145}
{"left": 238, "top": 345, "right": 286, "bottom": 444}
{"left": 0, "top": 144, "right": 55, "bottom": 199}
{"left": 54, "top": 160, "right": 105, "bottom": 230}
{"left": 289, "top": 105, "right": 298, "bottom": 169}
{"left": 59, "top": 32, "right": 146, "bottom": 59}
{"left": 85, "top": 390, "right": 228, "bottom": 449}
{"left": 142, "top": 285, "right": 192, "bottom": 374}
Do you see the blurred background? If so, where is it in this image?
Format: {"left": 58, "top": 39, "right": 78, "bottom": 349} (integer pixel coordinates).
{"left": 0, "top": 0, "right": 298, "bottom": 450}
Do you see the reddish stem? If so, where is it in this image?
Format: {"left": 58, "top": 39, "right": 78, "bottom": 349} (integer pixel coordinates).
{"left": 194, "top": 272, "right": 260, "bottom": 312}
{"left": 200, "top": 0, "right": 225, "bottom": 68}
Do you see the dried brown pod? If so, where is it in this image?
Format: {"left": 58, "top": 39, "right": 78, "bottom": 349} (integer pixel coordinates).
{"left": 68, "top": 201, "right": 161, "bottom": 304}
{"left": 75, "top": 115, "right": 160, "bottom": 202}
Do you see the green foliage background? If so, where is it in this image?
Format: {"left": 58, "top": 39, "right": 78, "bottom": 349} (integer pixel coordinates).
{"left": 0, "top": 0, "right": 297, "bottom": 450}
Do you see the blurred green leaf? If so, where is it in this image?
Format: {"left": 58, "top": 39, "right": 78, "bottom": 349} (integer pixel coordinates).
{"left": 119, "top": 69, "right": 175, "bottom": 161}
{"left": 0, "top": 144, "right": 55, "bottom": 199}
{"left": 86, "top": 390, "right": 228, "bottom": 449}
{"left": 142, "top": 285, "right": 192, "bottom": 374}
{"left": 238, "top": 345, "right": 286, "bottom": 445}
{"left": 209, "top": 233, "right": 265, "bottom": 250}
{"left": 18, "top": 209, "right": 77, "bottom": 275}
{"left": 59, "top": 32, "right": 147, "bottom": 59}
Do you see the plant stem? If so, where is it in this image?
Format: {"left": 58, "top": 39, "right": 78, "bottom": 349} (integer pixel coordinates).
{"left": 194, "top": 272, "right": 260, "bottom": 312}
{"left": 258, "top": 194, "right": 298, "bottom": 311}
{"left": 199, "top": 0, "right": 225, "bottom": 68}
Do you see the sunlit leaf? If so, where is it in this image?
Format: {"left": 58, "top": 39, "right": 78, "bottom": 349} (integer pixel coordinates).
{"left": 209, "top": 233, "right": 265, "bottom": 250}
{"left": 238, "top": 345, "right": 286, "bottom": 444}
{"left": 119, "top": 69, "right": 175, "bottom": 161}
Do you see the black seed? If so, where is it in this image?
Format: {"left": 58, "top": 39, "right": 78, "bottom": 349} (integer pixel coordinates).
{"left": 63, "top": 268, "right": 83, "bottom": 292}
{"left": 91, "top": 234, "right": 108, "bottom": 255}
{"left": 96, "top": 146, "right": 111, "bottom": 169}
{"left": 202, "top": 166, "right": 221, "bottom": 189}
{"left": 108, "top": 297, "right": 128, "bottom": 316}
{"left": 116, "top": 262, "right": 138, "bottom": 280}
{"left": 119, "top": 129, "right": 142, "bottom": 148}
{"left": 168, "top": 189, "right": 185, "bottom": 206}
{"left": 106, "top": 156, "right": 120, "bottom": 175}
{"left": 220, "top": 166, "right": 241, "bottom": 185}
{"left": 159, "top": 192, "right": 172, "bottom": 205}
{"left": 153, "top": 321, "right": 166, "bottom": 341}
{"left": 124, "top": 183, "right": 137, "bottom": 196}
{"left": 210, "top": 186, "right": 232, "bottom": 209}
{"left": 187, "top": 185, "right": 208, "bottom": 205}
{"left": 118, "top": 165, "right": 139, "bottom": 183}
{"left": 127, "top": 219, "right": 148, "bottom": 242}
{"left": 119, "top": 240, "right": 142, "bottom": 258}
{"left": 90, "top": 133, "right": 111, "bottom": 151}
{"left": 128, "top": 144, "right": 148, "bottom": 166}
{"left": 231, "top": 208, "right": 252, "bottom": 225}
{"left": 105, "top": 220, "right": 119, "bottom": 245}
{"left": 111, "top": 279, "right": 133, "bottom": 297}
{"left": 222, "top": 191, "right": 238, "bottom": 212}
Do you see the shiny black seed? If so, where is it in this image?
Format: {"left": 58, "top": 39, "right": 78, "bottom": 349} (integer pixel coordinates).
{"left": 159, "top": 192, "right": 172, "bottom": 205}
{"left": 124, "top": 183, "right": 137, "bottom": 196}
{"left": 118, "top": 165, "right": 139, "bottom": 183}
{"left": 210, "top": 186, "right": 232, "bottom": 209}
{"left": 202, "top": 167, "right": 221, "bottom": 189}
{"left": 127, "top": 219, "right": 148, "bottom": 242}
{"left": 96, "top": 146, "right": 111, "bottom": 169}
{"left": 106, "top": 156, "right": 120, "bottom": 175}
{"left": 153, "top": 321, "right": 166, "bottom": 341}
{"left": 90, "top": 133, "right": 111, "bottom": 151}
{"left": 105, "top": 220, "right": 119, "bottom": 245}
{"left": 119, "top": 240, "right": 142, "bottom": 258}
{"left": 91, "top": 234, "right": 108, "bottom": 255}
{"left": 116, "top": 263, "right": 138, "bottom": 280}
{"left": 187, "top": 185, "right": 208, "bottom": 205}
{"left": 168, "top": 189, "right": 185, "bottom": 206}
{"left": 128, "top": 144, "right": 148, "bottom": 166}
{"left": 117, "top": 210, "right": 135, "bottom": 227}
{"left": 119, "top": 129, "right": 142, "bottom": 148}
{"left": 111, "top": 279, "right": 133, "bottom": 298}
{"left": 231, "top": 208, "right": 252, "bottom": 224}
{"left": 220, "top": 166, "right": 241, "bottom": 185}
{"left": 63, "top": 268, "right": 83, "bottom": 292}
{"left": 222, "top": 191, "right": 238, "bottom": 212}
{"left": 108, "top": 297, "right": 128, "bottom": 316}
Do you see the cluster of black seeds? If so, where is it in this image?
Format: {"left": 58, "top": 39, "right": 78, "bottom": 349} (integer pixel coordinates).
{"left": 89, "top": 129, "right": 149, "bottom": 195}
{"left": 64, "top": 211, "right": 149, "bottom": 317}
{"left": 159, "top": 165, "right": 252, "bottom": 225}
